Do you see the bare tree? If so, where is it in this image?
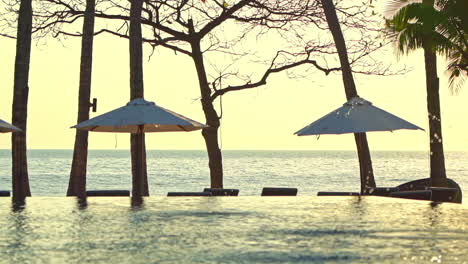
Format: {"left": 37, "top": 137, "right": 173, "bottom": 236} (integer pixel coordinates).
{"left": 320, "top": 0, "right": 375, "bottom": 193}
{"left": 129, "top": 0, "right": 148, "bottom": 197}
{"left": 67, "top": 0, "right": 96, "bottom": 198}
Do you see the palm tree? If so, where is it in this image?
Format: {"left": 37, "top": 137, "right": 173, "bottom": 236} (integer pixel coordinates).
{"left": 386, "top": 0, "right": 467, "bottom": 92}
{"left": 320, "top": 0, "right": 376, "bottom": 193}
{"left": 129, "top": 0, "right": 149, "bottom": 196}
{"left": 67, "top": 0, "right": 96, "bottom": 198}
{"left": 385, "top": 0, "right": 460, "bottom": 187}
{"left": 11, "top": 0, "right": 33, "bottom": 199}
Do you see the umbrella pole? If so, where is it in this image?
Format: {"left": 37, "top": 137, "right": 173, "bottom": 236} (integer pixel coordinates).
{"left": 133, "top": 125, "right": 144, "bottom": 198}
{"left": 139, "top": 125, "right": 144, "bottom": 197}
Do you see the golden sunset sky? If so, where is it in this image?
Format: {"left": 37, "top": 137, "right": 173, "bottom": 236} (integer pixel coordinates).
{"left": 0, "top": 4, "right": 467, "bottom": 151}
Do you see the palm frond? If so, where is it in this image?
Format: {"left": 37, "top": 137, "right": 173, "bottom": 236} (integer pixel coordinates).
{"left": 396, "top": 24, "right": 425, "bottom": 55}
{"left": 384, "top": 0, "right": 421, "bottom": 19}
{"left": 446, "top": 45, "right": 468, "bottom": 93}
{"left": 447, "top": 65, "right": 466, "bottom": 94}
{"left": 385, "top": 0, "right": 468, "bottom": 91}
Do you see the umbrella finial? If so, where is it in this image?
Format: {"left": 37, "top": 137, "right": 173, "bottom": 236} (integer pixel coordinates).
{"left": 127, "top": 98, "right": 156, "bottom": 106}
{"left": 345, "top": 97, "right": 372, "bottom": 106}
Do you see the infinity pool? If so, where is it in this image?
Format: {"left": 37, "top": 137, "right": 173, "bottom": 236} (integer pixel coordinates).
{"left": 0, "top": 197, "right": 467, "bottom": 263}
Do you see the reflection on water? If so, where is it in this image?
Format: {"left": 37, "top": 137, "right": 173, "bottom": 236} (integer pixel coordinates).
{"left": 0, "top": 197, "right": 466, "bottom": 264}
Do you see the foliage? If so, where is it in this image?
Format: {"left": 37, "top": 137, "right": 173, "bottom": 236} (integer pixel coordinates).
{"left": 385, "top": 0, "right": 468, "bottom": 92}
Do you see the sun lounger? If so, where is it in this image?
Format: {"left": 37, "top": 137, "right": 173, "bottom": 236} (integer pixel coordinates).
{"left": 203, "top": 188, "right": 239, "bottom": 196}
{"left": 389, "top": 190, "right": 432, "bottom": 201}
{"left": 86, "top": 190, "right": 130, "bottom": 196}
{"left": 364, "top": 187, "right": 399, "bottom": 196}
{"left": 0, "top": 191, "right": 11, "bottom": 197}
{"left": 317, "top": 191, "right": 360, "bottom": 196}
{"left": 427, "top": 187, "right": 460, "bottom": 202}
{"left": 261, "top": 187, "right": 297, "bottom": 196}
{"left": 167, "top": 192, "right": 212, "bottom": 197}
{"left": 392, "top": 178, "right": 462, "bottom": 203}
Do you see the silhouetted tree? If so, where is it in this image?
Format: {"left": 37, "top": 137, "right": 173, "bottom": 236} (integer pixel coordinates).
{"left": 386, "top": 0, "right": 454, "bottom": 187}
{"left": 320, "top": 0, "right": 376, "bottom": 193}
{"left": 67, "top": 0, "right": 96, "bottom": 198}
{"left": 11, "top": 0, "right": 32, "bottom": 199}
{"left": 129, "top": 0, "right": 148, "bottom": 197}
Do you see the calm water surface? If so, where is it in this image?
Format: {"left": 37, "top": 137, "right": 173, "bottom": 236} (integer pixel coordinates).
{"left": 0, "top": 150, "right": 467, "bottom": 263}
{"left": 0, "top": 150, "right": 467, "bottom": 198}
{"left": 0, "top": 197, "right": 467, "bottom": 264}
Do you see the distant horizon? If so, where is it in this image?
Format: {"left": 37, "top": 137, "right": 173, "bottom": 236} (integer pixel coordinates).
{"left": 1, "top": 0, "right": 468, "bottom": 153}
{"left": 1, "top": 148, "right": 467, "bottom": 152}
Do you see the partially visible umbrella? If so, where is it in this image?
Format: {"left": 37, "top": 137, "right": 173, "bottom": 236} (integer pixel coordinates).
{"left": 295, "top": 97, "right": 423, "bottom": 136}
{"left": 0, "top": 119, "right": 22, "bottom": 133}
{"left": 72, "top": 98, "right": 208, "bottom": 197}
{"left": 1, "top": 118, "right": 21, "bottom": 197}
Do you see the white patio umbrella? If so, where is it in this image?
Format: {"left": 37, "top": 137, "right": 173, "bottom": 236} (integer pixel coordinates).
{"left": 295, "top": 97, "right": 423, "bottom": 136}
{"left": 295, "top": 97, "right": 423, "bottom": 194}
{"left": 72, "top": 98, "right": 208, "bottom": 196}
{"left": 0, "top": 119, "right": 22, "bottom": 133}
{"left": 73, "top": 98, "right": 207, "bottom": 132}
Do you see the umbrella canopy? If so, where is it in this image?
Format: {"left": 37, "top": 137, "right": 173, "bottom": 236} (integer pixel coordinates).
{"left": 72, "top": 98, "right": 208, "bottom": 133}
{"left": 295, "top": 97, "right": 423, "bottom": 136}
{"left": 0, "top": 119, "right": 22, "bottom": 133}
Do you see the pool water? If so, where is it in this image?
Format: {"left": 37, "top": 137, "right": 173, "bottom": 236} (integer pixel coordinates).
{"left": 0, "top": 197, "right": 467, "bottom": 263}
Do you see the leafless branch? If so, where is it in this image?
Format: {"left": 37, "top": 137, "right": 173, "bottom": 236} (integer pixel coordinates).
{"left": 210, "top": 50, "right": 340, "bottom": 100}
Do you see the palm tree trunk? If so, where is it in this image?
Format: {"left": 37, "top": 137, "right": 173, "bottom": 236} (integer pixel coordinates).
{"left": 67, "top": 0, "right": 95, "bottom": 198}
{"left": 11, "top": 0, "right": 33, "bottom": 199}
{"left": 421, "top": 0, "right": 447, "bottom": 187}
{"left": 423, "top": 40, "right": 447, "bottom": 187}
{"left": 190, "top": 40, "right": 224, "bottom": 188}
{"left": 129, "top": 0, "right": 149, "bottom": 196}
{"left": 321, "top": 0, "right": 376, "bottom": 193}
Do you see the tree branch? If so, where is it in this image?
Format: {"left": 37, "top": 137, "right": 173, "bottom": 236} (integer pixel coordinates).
{"left": 0, "top": 32, "right": 16, "bottom": 39}
{"left": 56, "top": 28, "right": 193, "bottom": 56}
{"left": 198, "top": 0, "right": 252, "bottom": 38}
{"left": 210, "top": 51, "right": 339, "bottom": 100}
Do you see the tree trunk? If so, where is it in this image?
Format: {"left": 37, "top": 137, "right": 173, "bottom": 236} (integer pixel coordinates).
{"left": 11, "top": 0, "right": 33, "bottom": 199}
{"left": 421, "top": 10, "right": 447, "bottom": 186}
{"left": 190, "top": 40, "right": 224, "bottom": 188}
{"left": 132, "top": 127, "right": 145, "bottom": 197}
{"left": 420, "top": 0, "right": 447, "bottom": 187}
{"left": 321, "top": 0, "right": 376, "bottom": 193}
{"left": 67, "top": 0, "right": 95, "bottom": 198}
{"left": 131, "top": 135, "right": 148, "bottom": 195}
{"left": 129, "top": 0, "right": 149, "bottom": 196}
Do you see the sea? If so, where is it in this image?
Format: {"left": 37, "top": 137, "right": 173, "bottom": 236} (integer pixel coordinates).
{"left": 0, "top": 150, "right": 467, "bottom": 197}
{"left": 0, "top": 150, "right": 467, "bottom": 263}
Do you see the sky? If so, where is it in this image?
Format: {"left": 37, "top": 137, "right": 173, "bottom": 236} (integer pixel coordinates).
{"left": 0, "top": 6, "right": 467, "bottom": 151}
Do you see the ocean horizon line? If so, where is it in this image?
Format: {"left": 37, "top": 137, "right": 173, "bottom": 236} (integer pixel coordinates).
{"left": 0, "top": 148, "right": 467, "bottom": 152}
